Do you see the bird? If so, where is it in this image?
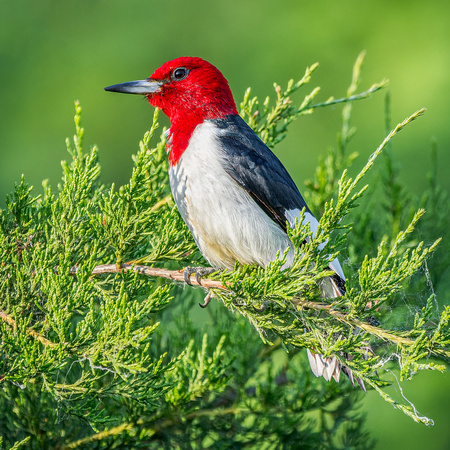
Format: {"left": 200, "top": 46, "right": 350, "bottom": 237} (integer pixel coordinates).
{"left": 104, "top": 57, "right": 354, "bottom": 385}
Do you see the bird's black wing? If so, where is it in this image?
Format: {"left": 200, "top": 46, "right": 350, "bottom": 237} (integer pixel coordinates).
{"left": 213, "top": 115, "right": 346, "bottom": 296}
{"left": 212, "top": 115, "right": 310, "bottom": 234}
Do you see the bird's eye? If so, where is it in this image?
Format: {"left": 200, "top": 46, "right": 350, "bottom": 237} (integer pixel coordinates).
{"left": 172, "top": 67, "right": 189, "bottom": 81}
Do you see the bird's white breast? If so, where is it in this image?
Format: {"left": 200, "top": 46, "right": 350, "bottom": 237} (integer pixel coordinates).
{"left": 169, "top": 121, "right": 293, "bottom": 270}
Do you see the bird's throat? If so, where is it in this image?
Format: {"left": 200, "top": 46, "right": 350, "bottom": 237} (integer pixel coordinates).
{"left": 167, "top": 121, "right": 200, "bottom": 166}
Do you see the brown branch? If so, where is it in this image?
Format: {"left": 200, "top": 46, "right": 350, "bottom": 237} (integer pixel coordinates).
{"left": 291, "top": 298, "right": 416, "bottom": 347}
{"left": 0, "top": 310, "right": 57, "bottom": 348}
{"left": 80, "top": 263, "right": 425, "bottom": 351}
{"left": 76, "top": 263, "right": 226, "bottom": 289}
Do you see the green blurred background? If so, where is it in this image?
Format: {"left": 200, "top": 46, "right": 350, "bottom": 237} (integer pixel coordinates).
{"left": 1, "top": 0, "right": 449, "bottom": 448}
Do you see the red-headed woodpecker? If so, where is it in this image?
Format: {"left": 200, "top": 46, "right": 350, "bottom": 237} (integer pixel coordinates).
{"left": 105, "top": 57, "right": 354, "bottom": 386}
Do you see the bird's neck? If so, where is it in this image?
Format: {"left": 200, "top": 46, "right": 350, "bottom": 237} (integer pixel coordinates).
{"left": 167, "top": 111, "right": 236, "bottom": 166}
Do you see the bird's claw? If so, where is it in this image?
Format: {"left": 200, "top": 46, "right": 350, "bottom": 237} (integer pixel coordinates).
{"left": 183, "top": 266, "right": 220, "bottom": 286}
{"left": 199, "top": 291, "right": 213, "bottom": 308}
{"left": 195, "top": 271, "right": 204, "bottom": 286}
{"left": 183, "top": 266, "right": 198, "bottom": 285}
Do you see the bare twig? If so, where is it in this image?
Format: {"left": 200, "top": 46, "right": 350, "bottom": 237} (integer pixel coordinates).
{"left": 78, "top": 263, "right": 225, "bottom": 289}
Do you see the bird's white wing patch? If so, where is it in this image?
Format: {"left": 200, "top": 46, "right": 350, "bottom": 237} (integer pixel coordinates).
{"left": 286, "top": 209, "right": 345, "bottom": 281}
{"left": 285, "top": 209, "right": 320, "bottom": 243}
{"left": 328, "top": 258, "right": 345, "bottom": 282}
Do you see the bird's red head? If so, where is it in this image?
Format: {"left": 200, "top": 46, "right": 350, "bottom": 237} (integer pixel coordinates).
{"left": 105, "top": 57, "right": 238, "bottom": 165}
{"left": 147, "top": 57, "right": 238, "bottom": 123}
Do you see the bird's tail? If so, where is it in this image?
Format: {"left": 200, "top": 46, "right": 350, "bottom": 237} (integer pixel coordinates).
{"left": 306, "top": 275, "right": 366, "bottom": 390}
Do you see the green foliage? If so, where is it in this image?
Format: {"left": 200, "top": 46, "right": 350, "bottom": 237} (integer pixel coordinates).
{"left": 1, "top": 54, "right": 449, "bottom": 448}
{"left": 239, "top": 51, "right": 386, "bottom": 152}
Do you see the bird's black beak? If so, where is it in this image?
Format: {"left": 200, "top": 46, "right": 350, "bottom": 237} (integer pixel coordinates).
{"left": 104, "top": 79, "right": 163, "bottom": 95}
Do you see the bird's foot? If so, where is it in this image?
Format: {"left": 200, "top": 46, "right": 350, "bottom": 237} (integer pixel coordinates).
{"left": 183, "top": 266, "right": 221, "bottom": 286}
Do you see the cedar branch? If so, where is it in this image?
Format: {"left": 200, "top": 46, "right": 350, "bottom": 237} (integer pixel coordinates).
{"left": 78, "top": 263, "right": 445, "bottom": 354}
